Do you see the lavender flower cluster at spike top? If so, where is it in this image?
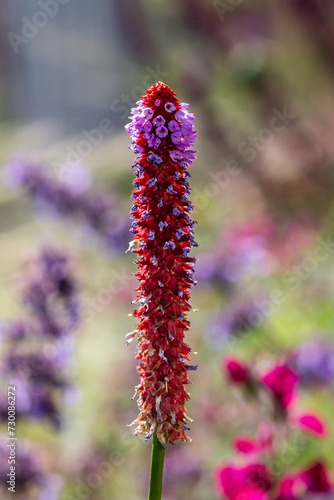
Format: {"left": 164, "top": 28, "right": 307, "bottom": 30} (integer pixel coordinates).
{"left": 125, "top": 98, "right": 197, "bottom": 163}
{"left": 0, "top": 246, "right": 80, "bottom": 429}
{"left": 2, "top": 158, "right": 129, "bottom": 254}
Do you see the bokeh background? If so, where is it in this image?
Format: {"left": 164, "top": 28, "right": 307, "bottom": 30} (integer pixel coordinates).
{"left": 1, "top": 1, "right": 334, "bottom": 499}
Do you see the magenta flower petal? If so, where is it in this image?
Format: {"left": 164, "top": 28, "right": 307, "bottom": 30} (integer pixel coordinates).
{"left": 276, "top": 476, "right": 299, "bottom": 500}
{"left": 261, "top": 364, "right": 298, "bottom": 410}
{"left": 224, "top": 357, "right": 250, "bottom": 383}
{"left": 299, "top": 461, "right": 332, "bottom": 493}
{"left": 214, "top": 462, "right": 271, "bottom": 500}
{"left": 292, "top": 413, "right": 326, "bottom": 436}
{"left": 233, "top": 435, "right": 258, "bottom": 454}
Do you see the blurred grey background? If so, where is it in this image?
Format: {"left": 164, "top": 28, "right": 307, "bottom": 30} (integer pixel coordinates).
{"left": 0, "top": 0, "right": 147, "bottom": 134}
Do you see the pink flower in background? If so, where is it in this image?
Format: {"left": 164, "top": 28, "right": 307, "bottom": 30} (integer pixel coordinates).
{"left": 222, "top": 217, "right": 274, "bottom": 277}
{"left": 224, "top": 357, "right": 250, "bottom": 383}
{"left": 214, "top": 462, "right": 272, "bottom": 500}
{"left": 299, "top": 461, "right": 332, "bottom": 493}
{"left": 222, "top": 215, "right": 317, "bottom": 273}
{"left": 276, "top": 461, "right": 332, "bottom": 499}
{"left": 291, "top": 413, "right": 326, "bottom": 436}
{"left": 216, "top": 355, "right": 332, "bottom": 500}
{"left": 275, "top": 476, "right": 299, "bottom": 500}
{"left": 256, "top": 421, "right": 275, "bottom": 450}
{"left": 261, "top": 364, "right": 298, "bottom": 410}
{"left": 233, "top": 422, "right": 275, "bottom": 455}
{"left": 215, "top": 461, "right": 333, "bottom": 500}
{"left": 224, "top": 217, "right": 273, "bottom": 255}
{"left": 233, "top": 435, "right": 259, "bottom": 454}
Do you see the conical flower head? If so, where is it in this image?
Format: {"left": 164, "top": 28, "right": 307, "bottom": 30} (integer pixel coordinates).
{"left": 125, "top": 82, "right": 197, "bottom": 445}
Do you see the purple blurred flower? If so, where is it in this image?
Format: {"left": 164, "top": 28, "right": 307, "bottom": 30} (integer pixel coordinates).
{"left": 290, "top": 338, "right": 334, "bottom": 386}
{"left": 160, "top": 449, "right": 202, "bottom": 498}
{"left": 197, "top": 217, "right": 317, "bottom": 291}
{"left": 164, "top": 450, "right": 201, "bottom": 483}
{"left": 38, "top": 474, "right": 63, "bottom": 500}
{"left": 21, "top": 246, "right": 79, "bottom": 338}
{"left": 0, "top": 377, "right": 31, "bottom": 420}
{"left": 0, "top": 246, "right": 80, "bottom": 428}
{"left": 28, "top": 387, "right": 62, "bottom": 428}
{"left": 0, "top": 439, "right": 62, "bottom": 499}
{"left": 79, "top": 192, "right": 130, "bottom": 253}
{"left": 2, "top": 157, "right": 128, "bottom": 254}
{"left": 3, "top": 351, "right": 67, "bottom": 388}
{"left": 195, "top": 251, "right": 258, "bottom": 290}
{"left": 0, "top": 319, "right": 30, "bottom": 342}
{"left": 0, "top": 374, "right": 67, "bottom": 428}
{"left": 206, "top": 298, "right": 262, "bottom": 346}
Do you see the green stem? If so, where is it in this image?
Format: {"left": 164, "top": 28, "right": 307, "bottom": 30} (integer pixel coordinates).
{"left": 148, "top": 428, "right": 165, "bottom": 500}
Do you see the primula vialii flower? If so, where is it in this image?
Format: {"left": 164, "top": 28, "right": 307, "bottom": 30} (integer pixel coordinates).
{"left": 125, "top": 82, "right": 197, "bottom": 445}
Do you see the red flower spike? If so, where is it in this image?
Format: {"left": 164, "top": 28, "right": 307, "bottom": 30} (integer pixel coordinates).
{"left": 125, "top": 82, "right": 197, "bottom": 445}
